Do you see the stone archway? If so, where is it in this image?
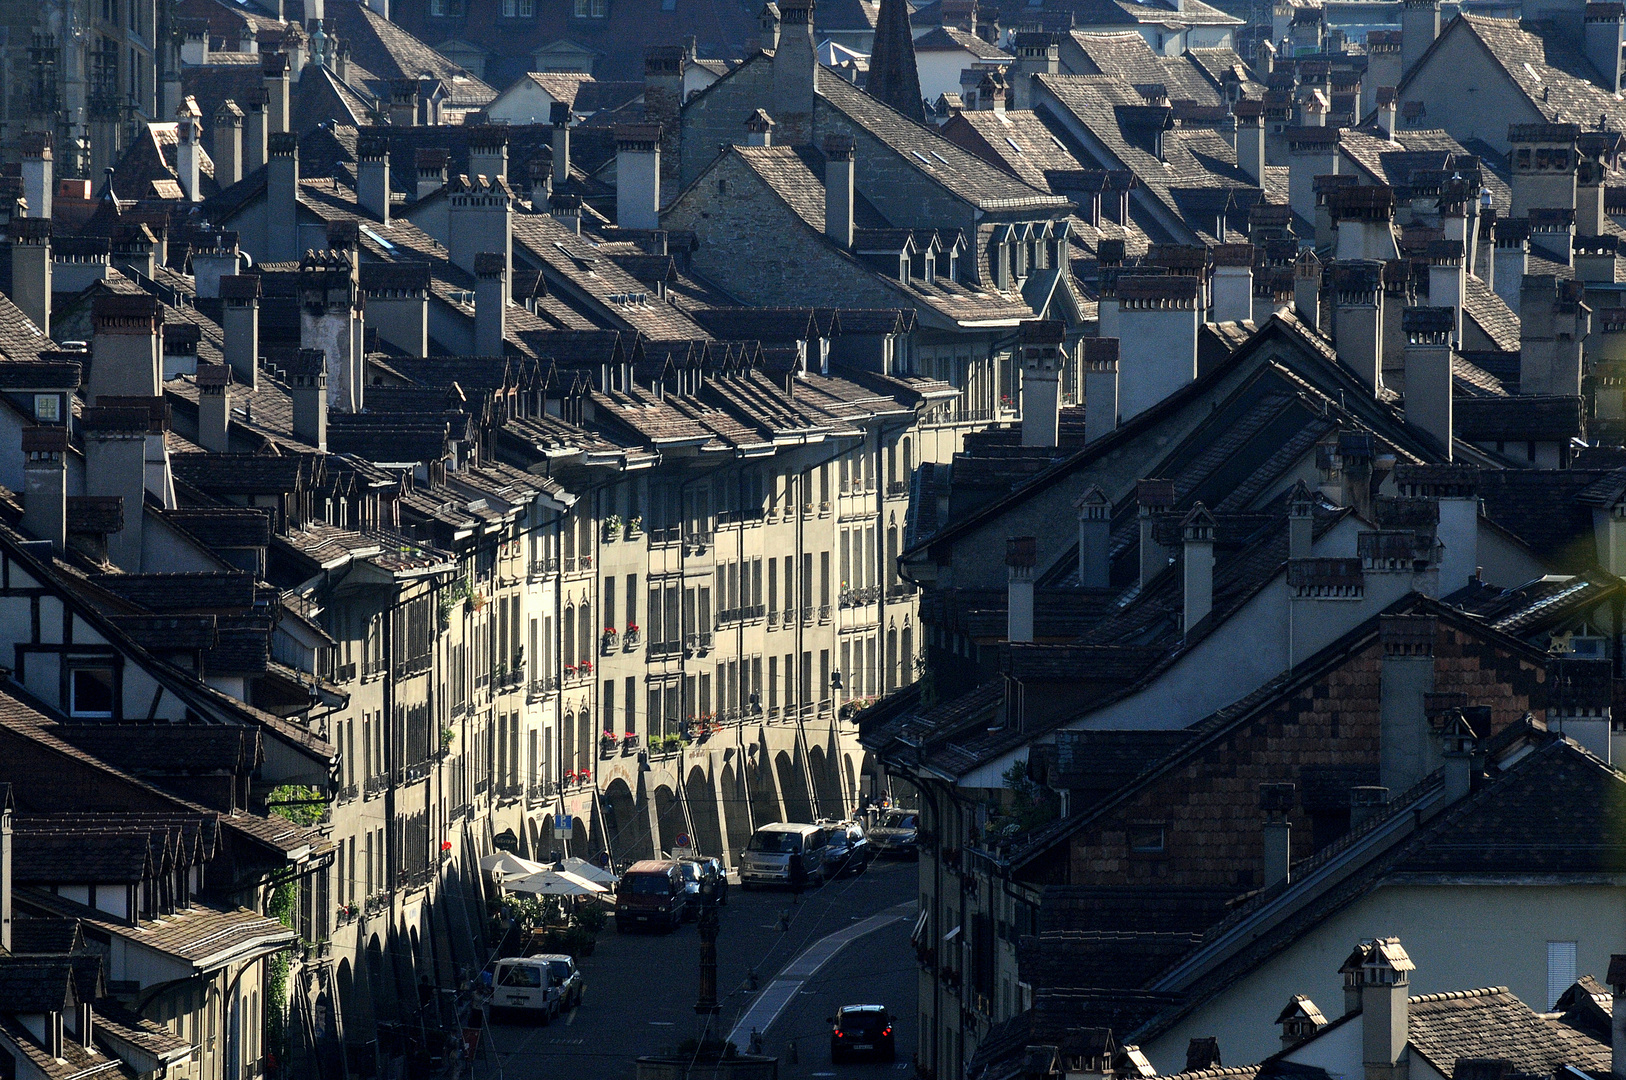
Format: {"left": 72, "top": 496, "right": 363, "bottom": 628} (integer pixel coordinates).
{"left": 777, "top": 750, "right": 813, "bottom": 822}
{"left": 808, "top": 745, "right": 842, "bottom": 819}
{"left": 844, "top": 754, "right": 858, "bottom": 806}
{"left": 686, "top": 765, "right": 724, "bottom": 856}
{"left": 748, "top": 749, "right": 782, "bottom": 826}
{"left": 654, "top": 785, "right": 684, "bottom": 855}
{"left": 719, "top": 763, "right": 753, "bottom": 856}
{"left": 603, "top": 777, "right": 649, "bottom": 862}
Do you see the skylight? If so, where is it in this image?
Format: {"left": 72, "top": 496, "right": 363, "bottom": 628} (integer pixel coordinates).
{"left": 1005, "top": 137, "right": 1024, "bottom": 153}
{"left": 931, "top": 151, "right": 950, "bottom": 164}
{"left": 1524, "top": 62, "right": 1542, "bottom": 81}
{"left": 911, "top": 151, "right": 931, "bottom": 164}
{"left": 361, "top": 225, "right": 396, "bottom": 252}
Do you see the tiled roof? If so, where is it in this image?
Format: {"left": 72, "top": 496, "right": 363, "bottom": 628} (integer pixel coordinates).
{"left": 912, "top": 25, "right": 1013, "bottom": 59}
{"left": 817, "top": 71, "right": 1070, "bottom": 212}
{"left": 1419, "top": 16, "right": 1626, "bottom": 131}
{"left": 1462, "top": 274, "right": 1521, "bottom": 353}
{"left": 1407, "top": 984, "right": 1609, "bottom": 1075}
{"left": 0, "top": 957, "right": 75, "bottom": 1012}
{"left": 1477, "top": 468, "right": 1615, "bottom": 570}
{"left": 1068, "top": 31, "right": 1223, "bottom": 104}
{"left": 943, "top": 109, "right": 1091, "bottom": 193}
{"left": 21, "top": 887, "right": 297, "bottom": 970}
{"left": 87, "top": 571, "right": 258, "bottom": 613}
{"left": 1455, "top": 395, "right": 1583, "bottom": 443}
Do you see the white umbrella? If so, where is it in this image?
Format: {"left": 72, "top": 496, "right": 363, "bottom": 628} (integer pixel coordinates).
{"left": 479, "top": 852, "right": 548, "bottom": 880}
{"left": 503, "top": 870, "right": 607, "bottom": 896}
{"left": 558, "top": 856, "right": 616, "bottom": 885}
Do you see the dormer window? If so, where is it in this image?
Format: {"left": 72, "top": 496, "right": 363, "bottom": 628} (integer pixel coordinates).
{"left": 898, "top": 255, "right": 910, "bottom": 283}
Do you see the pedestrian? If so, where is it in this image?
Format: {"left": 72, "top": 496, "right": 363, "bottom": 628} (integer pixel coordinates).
{"left": 748, "top": 1028, "right": 763, "bottom": 1055}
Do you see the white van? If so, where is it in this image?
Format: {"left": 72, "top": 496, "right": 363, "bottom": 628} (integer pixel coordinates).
{"left": 739, "top": 823, "right": 828, "bottom": 888}
{"left": 490, "top": 957, "right": 563, "bottom": 1022}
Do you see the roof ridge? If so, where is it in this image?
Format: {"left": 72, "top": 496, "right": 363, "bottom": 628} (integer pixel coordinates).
{"left": 1409, "top": 985, "right": 1510, "bottom": 1004}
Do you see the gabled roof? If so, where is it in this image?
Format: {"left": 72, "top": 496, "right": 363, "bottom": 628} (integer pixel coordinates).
{"left": 913, "top": 25, "right": 1014, "bottom": 60}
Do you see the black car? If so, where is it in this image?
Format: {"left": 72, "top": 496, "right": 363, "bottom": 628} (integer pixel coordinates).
{"left": 821, "top": 821, "right": 874, "bottom": 877}
{"left": 830, "top": 1005, "right": 894, "bottom": 1063}
{"left": 867, "top": 810, "right": 919, "bottom": 859}
{"left": 682, "top": 856, "right": 729, "bottom": 906}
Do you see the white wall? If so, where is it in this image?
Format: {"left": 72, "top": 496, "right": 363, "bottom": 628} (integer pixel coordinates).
{"left": 916, "top": 49, "right": 979, "bottom": 102}
{"left": 1144, "top": 882, "right": 1626, "bottom": 1072}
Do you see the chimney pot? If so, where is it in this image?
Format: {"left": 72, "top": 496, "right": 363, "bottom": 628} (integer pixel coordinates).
{"left": 1082, "top": 337, "right": 1119, "bottom": 444}
{"left": 21, "top": 425, "right": 68, "bottom": 549}
{"left": 1075, "top": 486, "right": 1111, "bottom": 589}
{"left": 823, "top": 134, "right": 855, "bottom": 248}
{"left": 1006, "top": 536, "right": 1036, "bottom": 643}
{"left": 1018, "top": 320, "right": 1065, "bottom": 448}
{"left": 1181, "top": 502, "right": 1216, "bottom": 633}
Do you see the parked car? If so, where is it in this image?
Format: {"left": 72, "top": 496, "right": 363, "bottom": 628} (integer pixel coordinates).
{"left": 740, "top": 823, "right": 829, "bottom": 888}
{"left": 829, "top": 1004, "right": 895, "bottom": 1062}
{"left": 615, "top": 859, "right": 686, "bottom": 931}
{"left": 868, "top": 810, "right": 919, "bottom": 859}
{"left": 489, "top": 956, "right": 566, "bottom": 1023}
{"left": 676, "top": 859, "right": 704, "bottom": 921}
{"left": 683, "top": 855, "right": 729, "bottom": 906}
{"left": 532, "top": 953, "right": 584, "bottom": 1010}
{"left": 820, "top": 820, "right": 873, "bottom": 877}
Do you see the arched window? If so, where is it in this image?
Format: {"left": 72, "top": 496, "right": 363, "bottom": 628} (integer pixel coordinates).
{"left": 578, "top": 604, "right": 592, "bottom": 666}
{"left": 886, "top": 627, "right": 898, "bottom": 693}
{"left": 578, "top": 711, "right": 593, "bottom": 772}
{"left": 563, "top": 605, "right": 575, "bottom": 670}
{"left": 901, "top": 623, "right": 914, "bottom": 685}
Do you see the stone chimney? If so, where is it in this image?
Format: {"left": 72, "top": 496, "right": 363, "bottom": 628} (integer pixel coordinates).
{"left": 1006, "top": 536, "right": 1036, "bottom": 643}
{"left": 263, "top": 52, "right": 290, "bottom": 136}
{"left": 1492, "top": 219, "right": 1529, "bottom": 313}
{"left": 549, "top": 102, "right": 573, "bottom": 188}
{"left": 1018, "top": 320, "right": 1064, "bottom": 448}
{"left": 191, "top": 231, "right": 239, "bottom": 300}
{"left": 176, "top": 99, "right": 203, "bottom": 202}
{"left": 82, "top": 405, "right": 154, "bottom": 571}
{"left": 744, "top": 108, "right": 776, "bottom": 146}
{"left": 549, "top": 192, "right": 583, "bottom": 235}
{"left": 266, "top": 133, "right": 299, "bottom": 263}
{"left": 1116, "top": 275, "right": 1200, "bottom": 420}
{"left": 1402, "top": 307, "right": 1453, "bottom": 456}
{"left": 10, "top": 217, "right": 51, "bottom": 334}
{"left": 1401, "top": 0, "right": 1439, "bottom": 74}
{"left": 1009, "top": 32, "right": 1059, "bottom": 110}
{"left": 417, "top": 147, "right": 448, "bottom": 199}
{"left": 1082, "top": 337, "right": 1119, "bottom": 444}
{"left": 824, "top": 134, "right": 855, "bottom": 248}
{"left": 299, "top": 248, "right": 363, "bottom": 413}
{"left": 1578, "top": 139, "right": 1609, "bottom": 235}
{"left": 213, "top": 101, "right": 244, "bottom": 189}
{"left": 1076, "top": 486, "right": 1111, "bottom": 589}
{"left": 1182, "top": 503, "right": 1215, "bottom": 633}
{"left": 1586, "top": 2, "right": 1624, "bottom": 93}
{"left": 20, "top": 132, "right": 51, "bottom": 221}
{"left": 615, "top": 124, "right": 662, "bottom": 231}
{"left": 360, "top": 262, "right": 430, "bottom": 357}
{"left": 1520, "top": 275, "right": 1587, "bottom": 397}
{"left": 1606, "top": 955, "right": 1626, "bottom": 1077}
{"left": 21, "top": 426, "right": 68, "bottom": 549}
{"left": 1294, "top": 249, "right": 1323, "bottom": 329}
{"left": 1289, "top": 479, "right": 1314, "bottom": 559}
{"left": 388, "top": 78, "right": 417, "bottom": 127}
{"left": 1334, "top": 260, "right": 1385, "bottom": 392}
{"left": 1576, "top": 234, "right": 1620, "bottom": 282}
{"left": 1375, "top": 86, "right": 1399, "bottom": 139}
{"left": 286, "top": 348, "right": 328, "bottom": 451}
{"left": 1259, "top": 781, "right": 1294, "bottom": 888}
{"left": 1138, "top": 477, "right": 1175, "bottom": 590}
{"left": 1548, "top": 657, "right": 1614, "bottom": 760}
{"left": 1359, "top": 938, "right": 1414, "bottom": 1080}
{"left": 1509, "top": 122, "right": 1579, "bottom": 217}
{"left": 1233, "top": 100, "right": 1265, "bottom": 184}
{"left": 1529, "top": 207, "right": 1575, "bottom": 266}
{"left": 356, "top": 134, "right": 390, "bottom": 224}
{"left": 90, "top": 294, "right": 162, "bottom": 403}
{"left": 1379, "top": 615, "right": 1435, "bottom": 793}
{"left": 196, "top": 362, "right": 232, "bottom": 452}
{"left": 448, "top": 174, "right": 513, "bottom": 278}
{"left": 469, "top": 124, "right": 508, "bottom": 183}
{"left": 162, "top": 322, "right": 201, "bottom": 381}
{"left": 1425, "top": 239, "right": 1464, "bottom": 345}
{"left": 1287, "top": 127, "right": 1341, "bottom": 224}
{"left": 475, "top": 252, "right": 507, "bottom": 356}
{"left": 242, "top": 89, "right": 268, "bottom": 174}
{"left": 1395, "top": 463, "right": 1479, "bottom": 595}
{"left": 772, "top": 1, "right": 818, "bottom": 144}
{"left": 180, "top": 17, "right": 209, "bottom": 64}
{"left": 1210, "top": 243, "right": 1254, "bottom": 323}
{"left": 220, "top": 274, "right": 260, "bottom": 389}
{"left": 1331, "top": 185, "right": 1399, "bottom": 262}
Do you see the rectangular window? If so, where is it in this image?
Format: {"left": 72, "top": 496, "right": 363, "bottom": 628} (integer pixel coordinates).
{"left": 603, "top": 577, "right": 616, "bottom": 631}
{"left": 1548, "top": 941, "right": 1578, "bottom": 1009}
{"left": 664, "top": 586, "right": 680, "bottom": 647}
{"left": 626, "top": 574, "right": 638, "bottom": 629}
{"left": 602, "top": 680, "right": 615, "bottom": 731}
{"left": 1128, "top": 824, "right": 1166, "bottom": 854}
{"left": 648, "top": 687, "right": 662, "bottom": 738}
{"left": 768, "top": 656, "right": 778, "bottom": 710}
{"left": 626, "top": 677, "right": 636, "bottom": 731}
{"left": 69, "top": 665, "right": 115, "bottom": 717}
{"left": 768, "top": 559, "right": 778, "bottom": 616}
{"left": 752, "top": 558, "right": 763, "bottom": 608}
{"left": 648, "top": 586, "right": 663, "bottom": 645}
{"left": 34, "top": 394, "right": 59, "bottom": 421}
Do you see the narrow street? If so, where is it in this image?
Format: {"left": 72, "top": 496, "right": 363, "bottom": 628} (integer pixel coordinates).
{"left": 479, "top": 859, "right": 919, "bottom": 1080}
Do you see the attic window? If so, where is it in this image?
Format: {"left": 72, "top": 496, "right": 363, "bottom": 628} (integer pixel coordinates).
{"left": 1128, "top": 823, "right": 1166, "bottom": 854}
{"left": 931, "top": 151, "right": 950, "bottom": 164}
{"left": 912, "top": 151, "right": 931, "bottom": 164}
{"left": 1004, "top": 137, "right": 1023, "bottom": 153}
{"left": 69, "top": 665, "right": 115, "bottom": 718}
{"left": 361, "top": 226, "right": 396, "bottom": 252}
{"left": 1524, "top": 61, "right": 1541, "bottom": 81}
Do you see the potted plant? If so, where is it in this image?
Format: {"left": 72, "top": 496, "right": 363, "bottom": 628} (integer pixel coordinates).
{"left": 580, "top": 659, "right": 594, "bottom": 676}
{"left": 602, "top": 626, "right": 618, "bottom": 652}
{"left": 440, "top": 727, "right": 455, "bottom": 754}
{"left": 624, "top": 623, "right": 641, "bottom": 647}
{"left": 603, "top": 514, "right": 622, "bottom": 541}
{"left": 563, "top": 663, "right": 576, "bottom": 680}
{"left": 600, "top": 731, "right": 617, "bottom": 756}
{"left": 627, "top": 514, "right": 643, "bottom": 537}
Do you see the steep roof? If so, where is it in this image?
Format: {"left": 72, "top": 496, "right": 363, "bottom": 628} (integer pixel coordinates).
{"left": 867, "top": 0, "right": 927, "bottom": 122}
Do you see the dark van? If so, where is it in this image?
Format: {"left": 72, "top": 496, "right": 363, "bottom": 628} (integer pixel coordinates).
{"left": 615, "top": 859, "right": 685, "bottom": 932}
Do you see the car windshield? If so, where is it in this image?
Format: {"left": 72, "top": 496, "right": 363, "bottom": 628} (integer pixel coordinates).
{"left": 748, "top": 832, "right": 801, "bottom": 853}
{"left": 880, "top": 812, "right": 916, "bottom": 830}
{"left": 547, "top": 960, "right": 573, "bottom": 981}
{"left": 679, "top": 863, "right": 700, "bottom": 881}
{"left": 625, "top": 873, "right": 671, "bottom": 893}
{"left": 840, "top": 1009, "right": 888, "bottom": 1033}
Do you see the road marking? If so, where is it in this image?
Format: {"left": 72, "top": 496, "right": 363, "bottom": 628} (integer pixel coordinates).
{"left": 727, "top": 902, "right": 913, "bottom": 1046}
{"left": 649, "top": 1021, "right": 675, "bottom": 1026}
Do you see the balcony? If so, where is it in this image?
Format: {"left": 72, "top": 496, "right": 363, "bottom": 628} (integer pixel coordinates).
{"left": 887, "top": 481, "right": 909, "bottom": 498}
{"left": 528, "top": 677, "right": 557, "bottom": 701}
{"left": 651, "top": 639, "right": 680, "bottom": 658}
{"left": 334, "top": 661, "right": 357, "bottom": 683}
{"left": 394, "top": 653, "right": 431, "bottom": 680}
{"left": 578, "top": 554, "right": 594, "bottom": 571}
{"left": 622, "top": 628, "right": 642, "bottom": 650}
{"left": 529, "top": 558, "right": 558, "bottom": 578}
{"left": 361, "top": 659, "right": 387, "bottom": 680}
{"left": 475, "top": 777, "right": 490, "bottom": 795}
{"left": 399, "top": 865, "right": 434, "bottom": 891}
{"left": 338, "top": 783, "right": 359, "bottom": 803}
{"left": 818, "top": 604, "right": 831, "bottom": 623}
{"left": 363, "top": 774, "right": 388, "bottom": 799}
{"left": 768, "top": 610, "right": 779, "bottom": 629}
{"left": 365, "top": 893, "right": 391, "bottom": 917}
{"left": 497, "top": 782, "right": 525, "bottom": 800}
{"left": 563, "top": 557, "right": 576, "bottom": 573}
{"left": 886, "top": 582, "right": 917, "bottom": 599}
{"left": 527, "top": 781, "right": 556, "bottom": 804}
{"left": 400, "top": 761, "right": 432, "bottom": 785}
{"left": 683, "top": 533, "right": 710, "bottom": 555}
{"left": 620, "top": 733, "right": 640, "bottom": 757}
{"left": 801, "top": 607, "right": 814, "bottom": 626}
{"left": 601, "top": 629, "right": 620, "bottom": 654}
{"left": 600, "top": 735, "right": 619, "bottom": 759}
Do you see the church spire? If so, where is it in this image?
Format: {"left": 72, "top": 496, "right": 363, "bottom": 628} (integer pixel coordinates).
{"left": 867, "top": 0, "right": 925, "bottom": 123}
